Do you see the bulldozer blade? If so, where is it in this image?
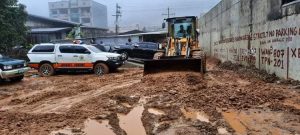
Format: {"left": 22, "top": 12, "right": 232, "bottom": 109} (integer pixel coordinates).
{"left": 144, "top": 58, "right": 203, "bottom": 75}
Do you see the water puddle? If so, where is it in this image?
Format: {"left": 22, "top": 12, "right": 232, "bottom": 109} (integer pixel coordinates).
{"left": 118, "top": 105, "right": 147, "bottom": 135}
{"left": 148, "top": 108, "right": 165, "bottom": 115}
{"left": 84, "top": 119, "right": 115, "bottom": 135}
{"left": 50, "top": 119, "right": 115, "bottom": 135}
{"left": 181, "top": 108, "right": 210, "bottom": 122}
{"left": 222, "top": 110, "right": 247, "bottom": 135}
{"left": 222, "top": 109, "right": 298, "bottom": 135}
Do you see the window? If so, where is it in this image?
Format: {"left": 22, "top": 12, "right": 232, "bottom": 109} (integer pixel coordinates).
{"left": 59, "top": 46, "right": 74, "bottom": 53}
{"left": 51, "top": 10, "right": 58, "bottom": 15}
{"left": 88, "top": 46, "right": 102, "bottom": 53}
{"left": 81, "top": 7, "right": 90, "bottom": 14}
{"left": 70, "top": 8, "right": 79, "bottom": 14}
{"left": 71, "top": 17, "right": 80, "bottom": 23}
{"left": 74, "top": 46, "right": 90, "bottom": 54}
{"left": 32, "top": 45, "right": 55, "bottom": 53}
{"left": 59, "top": 9, "right": 68, "bottom": 14}
{"left": 282, "top": 0, "right": 299, "bottom": 5}
{"left": 148, "top": 44, "right": 158, "bottom": 50}
{"left": 71, "top": 14, "right": 80, "bottom": 23}
{"left": 93, "top": 45, "right": 106, "bottom": 52}
{"left": 70, "top": 0, "right": 78, "bottom": 6}
{"left": 138, "top": 43, "right": 148, "bottom": 49}
{"left": 82, "top": 18, "right": 91, "bottom": 23}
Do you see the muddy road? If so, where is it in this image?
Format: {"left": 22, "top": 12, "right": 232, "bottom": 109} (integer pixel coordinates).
{"left": 0, "top": 59, "right": 299, "bottom": 135}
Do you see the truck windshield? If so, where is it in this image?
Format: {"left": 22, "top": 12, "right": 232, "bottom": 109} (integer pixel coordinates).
{"left": 87, "top": 46, "right": 102, "bottom": 53}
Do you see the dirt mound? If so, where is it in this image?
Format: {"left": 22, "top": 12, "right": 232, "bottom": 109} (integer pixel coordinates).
{"left": 0, "top": 64, "right": 299, "bottom": 135}
{"left": 219, "top": 61, "right": 279, "bottom": 83}
{"left": 206, "top": 57, "right": 221, "bottom": 66}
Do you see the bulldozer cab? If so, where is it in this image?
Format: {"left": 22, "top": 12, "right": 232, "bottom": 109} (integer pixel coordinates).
{"left": 167, "top": 16, "right": 197, "bottom": 40}
{"left": 164, "top": 16, "right": 199, "bottom": 57}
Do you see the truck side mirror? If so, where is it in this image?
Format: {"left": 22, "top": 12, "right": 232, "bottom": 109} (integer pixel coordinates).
{"left": 162, "top": 22, "right": 166, "bottom": 29}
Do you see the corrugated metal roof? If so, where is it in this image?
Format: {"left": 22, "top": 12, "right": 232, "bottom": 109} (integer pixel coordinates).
{"left": 28, "top": 14, "right": 108, "bottom": 31}
{"left": 98, "top": 31, "right": 168, "bottom": 38}
{"left": 30, "top": 27, "right": 71, "bottom": 33}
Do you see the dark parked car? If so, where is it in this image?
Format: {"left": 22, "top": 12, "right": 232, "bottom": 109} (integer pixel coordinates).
{"left": 92, "top": 44, "right": 115, "bottom": 52}
{"left": 115, "top": 42, "right": 160, "bottom": 60}
{"left": 0, "top": 54, "right": 30, "bottom": 82}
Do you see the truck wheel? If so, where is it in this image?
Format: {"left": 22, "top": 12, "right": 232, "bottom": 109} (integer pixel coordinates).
{"left": 153, "top": 52, "right": 165, "bottom": 60}
{"left": 94, "top": 63, "right": 109, "bottom": 76}
{"left": 121, "top": 52, "right": 128, "bottom": 60}
{"left": 11, "top": 75, "right": 24, "bottom": 82}
{"left": 39, "top": 63, "right": 55, "bottom": 77}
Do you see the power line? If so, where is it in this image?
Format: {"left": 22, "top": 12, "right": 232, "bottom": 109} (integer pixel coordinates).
{"left": 112, "top": 3, "right": 122, "bottom": 35}
{"left": 162, "top": 7, "right": 175, "bottom": 19}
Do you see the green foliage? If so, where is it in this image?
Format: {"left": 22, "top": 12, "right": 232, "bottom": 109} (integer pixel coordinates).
{"left": 0, "top": 0, "right": 27, "bottom": 55}
{"left": 67, "top": 25, "right": 83, "bottom": 39}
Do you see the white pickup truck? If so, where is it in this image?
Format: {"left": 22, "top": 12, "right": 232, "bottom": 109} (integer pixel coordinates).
{"left": 27, "top": 43, "right": 125, "bottom": 76}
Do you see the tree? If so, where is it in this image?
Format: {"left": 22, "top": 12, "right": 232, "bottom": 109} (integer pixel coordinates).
{"left": 67, "top": 25, "right": 83, "bottom": 40}
{"left": 0, "top": 0, "right": 27, "bottom": 55}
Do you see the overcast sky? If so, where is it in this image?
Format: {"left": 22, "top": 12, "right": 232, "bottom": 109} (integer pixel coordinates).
{"left": 19, "top": 0, "right": 220, "bottom": 31}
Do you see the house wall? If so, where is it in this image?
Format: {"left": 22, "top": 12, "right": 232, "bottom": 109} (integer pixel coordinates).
{"left": 95, "top": 36, "right": 140, "bottom": 45}
{"left": 199, "top": 0, "right": 300, "bottom": 80}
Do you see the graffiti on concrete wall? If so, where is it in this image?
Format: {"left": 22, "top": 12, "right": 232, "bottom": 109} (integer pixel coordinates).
{"left": 210, "top": 26, "right": 300, "bottom": 79}
{"left": 213, "top": 27, "right": 300, "bottom": 46}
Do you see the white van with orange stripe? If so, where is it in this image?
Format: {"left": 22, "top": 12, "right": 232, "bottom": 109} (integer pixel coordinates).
{"left": 27, "top": 43, "right": 125, "bottom": 76}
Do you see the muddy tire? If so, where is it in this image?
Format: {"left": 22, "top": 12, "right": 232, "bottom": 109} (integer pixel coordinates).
{"left": 94, "top": 63, "right": 109, "bottom": 76}
{"left": 192, "top": 51, "right": 207, "bottom": 73}
{"left": 120, "top": 52, "right": 129, "bottom": 60}
{"left": 153, "top": 52, "right": 165, "bottom": 60}
{"left": 39, "top": 63, "right": 55, "bottom": 77}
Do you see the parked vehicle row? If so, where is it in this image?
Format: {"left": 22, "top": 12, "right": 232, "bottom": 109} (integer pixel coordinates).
{"left": 1, "top": 41, "right": 160, "bottom": 83}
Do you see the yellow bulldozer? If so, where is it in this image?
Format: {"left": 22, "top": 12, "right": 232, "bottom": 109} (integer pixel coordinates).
{"left": 144, "top": 16, "right": 206, "bottom": 74}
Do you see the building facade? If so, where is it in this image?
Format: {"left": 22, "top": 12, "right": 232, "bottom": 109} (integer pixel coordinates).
{"left": 27, "top": 14, "right": 108, "bottom": 44}
{"left": 199, "top": 0, "right": 300, "bottom": 80}
{"left": 49, "top": 0, "right": 108, "bottom": 29}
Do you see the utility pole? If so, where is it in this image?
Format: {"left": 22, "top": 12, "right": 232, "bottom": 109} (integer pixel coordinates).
{"left": 113, "top": 3, "right": 121, "bottom": 35}
{"left": 162, "top": 7, "right": 175, "bottom": 19}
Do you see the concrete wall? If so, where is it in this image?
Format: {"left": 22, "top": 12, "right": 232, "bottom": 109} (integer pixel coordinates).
{"left": 199, "top": 0, "right": 300, "bottom": 80}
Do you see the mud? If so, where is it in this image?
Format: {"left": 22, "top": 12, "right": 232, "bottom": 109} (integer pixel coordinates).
{"left": 0, "top": 60, "right": 299, "bottom": 135}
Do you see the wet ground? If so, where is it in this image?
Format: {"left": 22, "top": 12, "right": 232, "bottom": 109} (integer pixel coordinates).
{"left": 0, "top": 59, "right": 299, "bottom": 135}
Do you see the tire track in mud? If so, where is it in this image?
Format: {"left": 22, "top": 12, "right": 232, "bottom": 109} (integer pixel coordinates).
{"left": 1, "top": 79, "right": 141, "bottom": 114}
